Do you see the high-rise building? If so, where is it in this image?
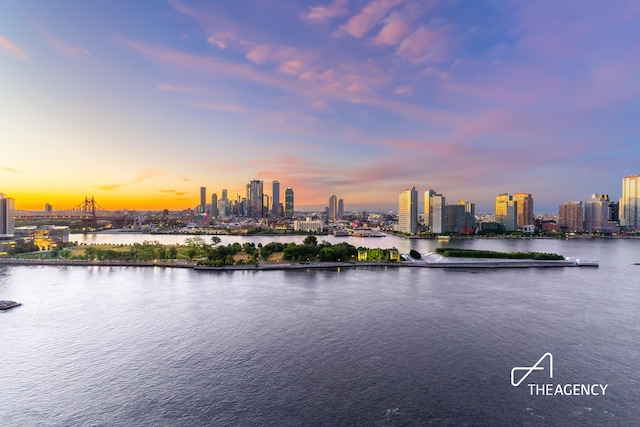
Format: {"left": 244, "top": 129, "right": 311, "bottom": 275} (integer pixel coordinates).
{"left": 495, "top": 194, "right": 518, "bottom": 231}
{"left": 45, "top": 203, "right": 53, "bottom": 213}
{"left": 458, "top": 200, "right": 476, "bottom": 233}
{"left": 200, "top": 187, "right": 206, "bottom": 214}
{"left": 430, "top": 193, "right": 445, "bottom": 234}
{"left": 271, "top": 180, "right": 280, "bottom": 217}
{"left": 558, "top": 201, "right": 584, "bottom": 232}
{"left": 337, "top": 199, "right": 344, "bottom": 219}
{"left": 246, "top": 180, "right": 264, "bottom": 218}
{"left": 398, "top": 187, "right": 418, "bottom": 234}
{"left": 0, "top": 193, "right": 16, "bottom": 238}
{"left": 513, "top": 193, "right": 534, "bottom": 229}
{"left": 424, "top": 189, "right": 436, "bottom": 230}
{"left": 444, "top": 204, "right": 465, "bottom": 233}
{"left": 621, "top": 174, "right": 640, "bottom": 231}
{"left": 584, "top": 194, "right": 610, "bottom": 232}
{"left": 285, "top": 187, "right": 294, "bottom": 218}
{"left": 210, "top": 193, "right": 218, "bottom": 217}
{"left": 328, "top": 195, "right": 338, "bottom": 220}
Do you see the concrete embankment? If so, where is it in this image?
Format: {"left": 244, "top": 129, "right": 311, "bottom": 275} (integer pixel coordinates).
{"left": 0, "top": 257, "right": 597, "bottom": 270}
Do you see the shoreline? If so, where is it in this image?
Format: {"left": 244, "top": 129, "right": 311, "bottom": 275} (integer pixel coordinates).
{"left": 0, "top": 256, "right": 597, "bottom": 270}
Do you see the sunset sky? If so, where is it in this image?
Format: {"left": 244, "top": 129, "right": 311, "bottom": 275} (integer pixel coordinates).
{"left": 1, "top": 1, "right": 639, "bottom": 212}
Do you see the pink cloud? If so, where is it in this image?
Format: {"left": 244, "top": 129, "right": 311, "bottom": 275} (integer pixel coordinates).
{"left": 189, "top": 101, "right": 245, "bottom": 113}
{"left": 246, "top": 45, "right": 271, "bottom": 64}
{"left": 40, "top": 30, "right": 89, "bottom": 56}
{"left": 372, "top": 12, "right": 413, "bottom": 45}
{"left": 157, "top": 83, "right": 181, "bottom": 91}
{"left": 339, "top": 0, "right": 404, "bottom": 38}
{"left": 278, "top": 60, "right": 305, "bottom": 76}
{"left": 0, "top": 35, "right": 27, "bottom": 59}
{"left": 393, "top": 85, "right": 412, "bottom": 96}
{"left": 301, "top": 0, "right": 349, "bottom": 23}
{"left": 396, "top": 26, "right": 446, "bottom": 63}
{"left": 207, "top": 31, "right": 236, "bottom": 49}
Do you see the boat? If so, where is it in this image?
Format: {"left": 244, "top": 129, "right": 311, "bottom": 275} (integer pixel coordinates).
{"left": 0, "top": 300, "right": 22, "bottom": 311}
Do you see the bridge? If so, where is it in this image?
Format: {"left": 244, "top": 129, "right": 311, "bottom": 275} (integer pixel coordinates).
{"left": 16, "top": 196, "right": 132, "bottom": 227}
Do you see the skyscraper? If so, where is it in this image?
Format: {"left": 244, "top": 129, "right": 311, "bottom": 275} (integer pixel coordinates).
{"left": 621, "top": 174, "right": 640, "bottom": 231}
{"left": 246, "top": 180, "right": 264, "bottom": 218}
{"left": 211, "top": 193, "right": 218, "bottom": 217}
{"left": 430, "top": 193, "right": 445, "bottom": 234}
{"left": 424, "top": 189, "right": 436, "bottom": 230}
{"left": 558, "top": 201, "right": 584, "bottom": 232}
{"left": 337, "top": 199, "right": 344, "bottom": 219}
{"left": 200, "top": 187, "right": 206, "bottom": 214}
{"left": 285, "top": 187, "right": 294, "bottom": 218}
{"left": 495, "top": 194, "right": 518, "bottom": 231}
{"left": 584, "top": 194, "right": 610, "bottom": 232}
{"left": 512, "top": 193, "right": 534, "bottom": 229}
{"left": 398, "top": 187, "right": 418, "bottom": 234}
{"left": 328, "top": 195, "right": 338, "bottom": 220}
{"left": 271, "top": 180, "right": 280, "bottom": 217}
{"left": 0, "top": 193, "right": 16, "bottom": 238}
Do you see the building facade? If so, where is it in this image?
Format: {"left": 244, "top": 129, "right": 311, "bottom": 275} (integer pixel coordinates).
{"left": 337, "top": 199, "right": 344, "bottom": 219}
{"left": 398, "top": 187, "right": 418, "bottom": 234}
{"left": 584, "top": 194, "right": 610, "bottom": 232}
{"left": 0, "top": 193, "right": 15, "bottom": 238}
{"left": 558, "top": 201, "right": 584, "bottom": 232}
{"left": 200, "top": 187, "right": 206, "bottom": 214}
{"left": 512, "top": 193, "right": 534, "bottom": 229}
{"left": 285, "top": 187, "right": 294, "bottom": 218}
{"left": 430, "top": 193, "right": 445, "bottom": 234}
{"left": 424, "top": 189, "right": 436, "bottom": 230}
{"left": 271, "top": 180, "right": 280, "bottom": 217}
{"left": 621, "top": 174, "right": 640, "bottom": 231}
{"left": 328, "top": 195, "right": 338, "bottom": 220}
{"left": 495, "top": 194, "right": 518, "bottom": 231}
{"left": 246, "top": 180, "right": 264, "bottom": 218}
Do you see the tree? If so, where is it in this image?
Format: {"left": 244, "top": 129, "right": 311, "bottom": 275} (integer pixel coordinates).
{"left": 211, "top": 236, "right": 221, "bottom": 246}
{"left": 303, "top": 235, "right": 318, "bottom": 246}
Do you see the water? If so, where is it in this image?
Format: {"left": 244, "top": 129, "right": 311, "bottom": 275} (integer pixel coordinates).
{"left": 1, "top": 237, "right": 639, "bottom": 426}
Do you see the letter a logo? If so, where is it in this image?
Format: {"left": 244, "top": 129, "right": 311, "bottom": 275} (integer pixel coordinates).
{"left": 511, "top": 353, "right": 553, "bottom": 387}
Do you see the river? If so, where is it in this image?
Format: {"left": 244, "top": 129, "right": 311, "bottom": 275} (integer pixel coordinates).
{"left": 1, "top": 234, "right": 639, "bottom": 426}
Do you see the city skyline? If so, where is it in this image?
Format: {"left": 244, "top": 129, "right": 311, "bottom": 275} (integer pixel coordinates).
{"left": 1, "top": 1, "right": 639, "bottom": 211}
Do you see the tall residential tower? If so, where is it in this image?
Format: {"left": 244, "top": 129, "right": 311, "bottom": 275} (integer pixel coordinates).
{"left": 398, "top": 187, "right": 418, "bottom": 234}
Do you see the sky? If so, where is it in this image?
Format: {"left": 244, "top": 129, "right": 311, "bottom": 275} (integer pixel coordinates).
{"left": 1, "top": 0, "right": 639, "bottom": 212}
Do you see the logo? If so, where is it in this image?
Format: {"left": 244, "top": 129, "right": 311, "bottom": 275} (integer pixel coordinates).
{"left": 511, "top": 353, "right": 609, "bottom": 396}
{"left": 511, "top": 352, "right": 553, "bottom": 386}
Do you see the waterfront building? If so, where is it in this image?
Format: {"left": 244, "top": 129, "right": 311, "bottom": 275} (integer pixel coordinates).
{"left": 328, "top": 195, "right": 338, "bottom": 220}
{"left": 338, "top": 199, "right": 344, "bottom": 219}
{"left": 285, "top": 187, "right": 294, "bottom": 218}
{"left": 398, "top": 187, "right": 418, "bottom": 234}
{"left": 558, "top": 201, "right": 584, "bottom": 232}
{"left": 210, "top": 193, "right": 218, "bottom": 218}
{"left": 512, "top": 193, "right": 534, "bottom": 229}
{"left": 271, "top": 181, "right": 280, "bottom": 218}
{"left": 294, "top": 217, "right": 323, "bottom": 232}
{"left": 458, "top": 200, "right": 476, "bottom": 233}
{"left": 424, "top": 189, "right": 436, "bottom": 230}
{"left": 443, "top": 204, "right": 465, "bottom": 233}
{"left": 621, "top": 174, "right": 640, "bottom": 231}
{"left": 200, "top": 187, "right": 206, "bottom": 214}
{"left": 430, "top": 193, "right": 445, "bottom": 234}
{"left": 246, "top": 180, "right": 264, "bottom": 218}
{"left": 495, "top": 194, "right": 518, "bottom": 231}
{"left": 584, "top": 194, "right": 611, "bottom": 232}
{"left": 0, "top": 193, "right": 16, "bottom": 238}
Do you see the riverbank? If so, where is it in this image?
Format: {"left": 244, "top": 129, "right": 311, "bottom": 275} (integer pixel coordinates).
{"left": 0, "top": 255, "right": 598, "bottom": 270}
